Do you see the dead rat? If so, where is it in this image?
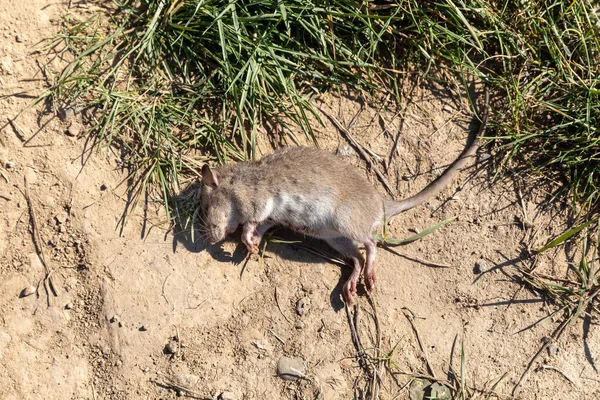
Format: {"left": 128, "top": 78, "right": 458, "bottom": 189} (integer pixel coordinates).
{"left": 200, "top": 90, "right": 489, "bottom": 304}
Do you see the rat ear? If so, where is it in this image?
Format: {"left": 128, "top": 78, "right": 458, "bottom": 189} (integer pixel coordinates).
{"left": 202, "top": 164, "right": 219, "bottom": 188}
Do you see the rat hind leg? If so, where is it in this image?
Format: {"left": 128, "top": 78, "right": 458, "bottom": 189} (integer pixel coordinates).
{"left": 363, "top": 238, "right": 377, "bottom": 292}
{"left": 324, "top": 237, "right": 364, "bottom": 305}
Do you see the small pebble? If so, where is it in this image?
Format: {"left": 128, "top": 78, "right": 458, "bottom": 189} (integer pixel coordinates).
{"left": 100, "top": 184, "right": 108, "bottom": 191}
{"left": 478, "top": 152, "right": 492, "bottom": 162}
{"left": 64, "top": 302, "right": 74, "bottom": 310}
{"left": 66, "top": 122, "right": 82, "bottom": 137}
{"left": 219, "top": 391, "right": 237, "bottom": 400}
{"left": 5, "top": 161, "right": 15, "bottom": 169}
{"left": 336, "top": 143, "right": 356, "bottom": 158}
{"left": 109, "top": 316, "right": 118, "bottom": 324}
{"left": 15, "top": 34, "right": 24, "bottom": 43}
{"left": 59, "top": 108, "right": 75, "bottom": 121}
{"left": 19, "top": 286, "right": 37, "bottom": 298}
{"left": 295, "top": 321, "right": 304, "bottom": 330}
{"left": 139, "top": 325, "right": 147, "bottom": 332}
{"left": 55, "top": 212, "right": 68, "bottom": 225}
{"left": 165, "top": 339, "right": 178, "bottom": 354}
{"left": 277, "top": 356, "right": 306, "bottom": 381}
{"left": 473, "top": 261, "right": 487, "bottom": 274}
{"left": 296, "top": 297, "right": 310, "bottom": 316}
{"left": 172, "top": 373, "right": 199, "bottom": 387}
{"left": 548, "top": 342, "right": 558, "bottom": 357}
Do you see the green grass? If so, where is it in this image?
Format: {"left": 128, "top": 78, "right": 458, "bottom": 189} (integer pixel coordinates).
{"left": 34, "top": 0, "right": 600, "bottom": 228}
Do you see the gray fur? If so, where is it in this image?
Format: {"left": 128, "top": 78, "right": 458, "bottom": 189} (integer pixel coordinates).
{"left": 200, "top": 91, "right": 489, "bottom": 304}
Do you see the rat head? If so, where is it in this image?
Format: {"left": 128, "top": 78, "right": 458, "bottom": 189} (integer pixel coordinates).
{"left": 200, "top": 164, "right": 239, "bottom": 244}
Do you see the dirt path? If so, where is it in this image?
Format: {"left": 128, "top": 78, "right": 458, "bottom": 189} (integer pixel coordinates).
{"left": 0, "top": 1, "right": 598, "bottom": 399}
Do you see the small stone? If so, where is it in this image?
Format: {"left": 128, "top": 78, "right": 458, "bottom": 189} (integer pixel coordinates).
{"left": 55, "top": 212, "right": 68, "bottom": 225}
{"left": 171, "top": 373, "right": 199, "bottom": 387}
{"left": 66, "top": 122, "right": 82, "bottom": 137}
{"left": 548, "top": 342, "right": 558, "bottom": 357}
{"left": 219, "top": 391, "right": 237, "bottom": 400}
{"left": 165, "top": 339, "right": 178, "bottom": 354}
{"left": 19, "top": 286, "right": 37, "bottom": 298}
{"left": 100, "top": 184, "right": 108, "bottom": 191}
{"left": 340, "top": 358, "right": 353, "bottom": 368}
{"left": 59, "top": 108, "right": 75, "bottom": 121}
{"left": 15, "top": 34, "right": 24, "bottom": 43}
{"left": 336, "top": 143, "right": 356, "bottom": 158}
{"left": 296, "top": 297, "right": 310, "bottom": 316}
{"left": 473, "top": 261, "right": 487, "bottom": 274}
{"left": 5, "top": 161, "right": 15, "bottom": 169}
{"left": 478, "top": 152, "right": 492, "bottom": 162}
{"left": 277, "top": 356, "right": 306, "bottom": 381}
{"left": 295, "top": 321, "right": 304, "bottom": 330}
{"left": 109, "top": 316, "right": 118, "bottom": 324}
{"left": 139, "top": 325, "right": 147, "bottom": 332}
{"left": 64, "top": 302, "right": 74, "bottom": 310}
{"left": 409, "top": 378, "right": 431, "bottom": 400}
{"left": 48, "top": 235, "right": 59, "bottom": 247}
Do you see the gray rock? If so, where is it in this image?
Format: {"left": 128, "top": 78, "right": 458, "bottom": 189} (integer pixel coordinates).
{"left": 336, "top": 143, "right": 356, "bottom": 158}
{"left": 277, "top": 356, "right": 306, "bottom": 381}
{"left": 165, "top": 339, "right": 178, "bottom": 354}
{"left": 59, "top": 108, "right": 75, "bottom": 121}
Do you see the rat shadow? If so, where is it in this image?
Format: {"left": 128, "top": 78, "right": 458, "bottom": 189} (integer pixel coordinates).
{"left": 170, "top": 182, "right": 352, "bottom": 311}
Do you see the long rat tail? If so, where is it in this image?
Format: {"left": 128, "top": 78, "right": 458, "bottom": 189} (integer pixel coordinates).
{"left": 384, "top": 87, "right": 490, "bottom": 217}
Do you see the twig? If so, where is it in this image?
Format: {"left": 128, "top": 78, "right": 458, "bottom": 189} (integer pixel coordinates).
{"left": 536, "top": 365, "right": 578, "bottom": 387}
{"left": 24, "top": 176, "right": 57, "bottom": 307}
{"left": 320, "top": 107, "right": 395, "bottom": 197}
{"left": 402, "top": 308, "right": 436, "bottom": 379}
{"left": 161, "top": 272, "right": 172, "bottom": 305}
{"left": 151, "top": 376, "right": 212, "bottom": 399}
{"left": 381, "top": 246, "right": 452, "bottom": 268}
{"left": 268, "top": 329, "right": 286, "bottom": 345}
{"left": 0, "top": 168, "right": 9, "bottom": 183}
{"left": 274, "top": 287, "right": 293, "bottom": 326}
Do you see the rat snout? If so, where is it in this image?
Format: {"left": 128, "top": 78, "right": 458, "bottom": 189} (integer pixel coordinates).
{"left": 206, "top": 227, "right": 226, "bottom": 245}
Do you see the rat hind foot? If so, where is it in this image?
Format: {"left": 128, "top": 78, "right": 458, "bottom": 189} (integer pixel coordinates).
{"left": 325, "top": 237, "right": 365, "bottom": 305}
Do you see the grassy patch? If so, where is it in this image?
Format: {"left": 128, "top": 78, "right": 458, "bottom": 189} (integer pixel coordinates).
{"left": 35, "top": 0, "right": 600, "bottom": 225}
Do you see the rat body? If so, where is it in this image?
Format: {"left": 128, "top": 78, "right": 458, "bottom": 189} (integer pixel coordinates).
{"left": 201, "top": 92, "right": 489, "bottom": 304}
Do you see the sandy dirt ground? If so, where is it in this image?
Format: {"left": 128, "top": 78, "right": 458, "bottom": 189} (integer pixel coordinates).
{"left": 1, "top": 1, "right": 599, "bottom": 399}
